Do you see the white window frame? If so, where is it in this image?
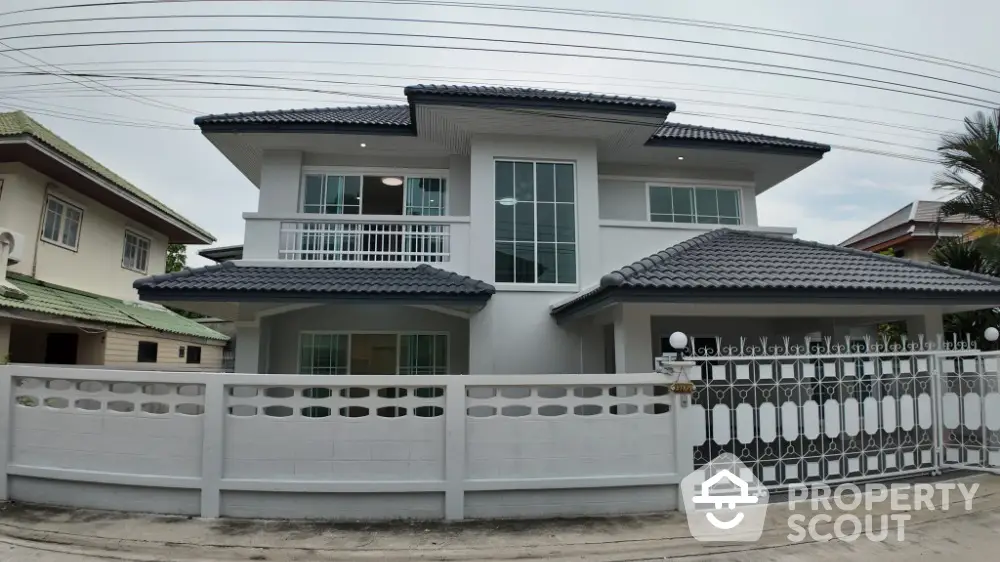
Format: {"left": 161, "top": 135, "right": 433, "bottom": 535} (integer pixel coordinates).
{"left": 493, "top": 158, "right": 579, "bottom": 289}
{"left": 297, "top": 331, "right": 450, "bottom": 375}
{"left": 40, "top": 195, "right": 84, "bottom": 251}
{"left": 645, "top": 183, "right": 743, "bottom": 226}
{"left": 121, "top": 229, "right": 152, "bottom": 273}
{"left": 299, "top": 167, "right": 450, "bottom": 216}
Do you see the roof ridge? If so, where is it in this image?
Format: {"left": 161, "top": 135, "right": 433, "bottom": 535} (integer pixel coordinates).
{"left": 739, "top": 229, "right": 1000, "bottom": 286}
{"left": 415, "top": 264, "right": 497, "bottom": 293}
{"left": 838, "top": 201, "right": 916, "bottom": 246}
{"left": 404, "top": 83, "right": 673, "bottom": 105}
{"left": 600, "top": 229, "right": 731, "bottom": 287}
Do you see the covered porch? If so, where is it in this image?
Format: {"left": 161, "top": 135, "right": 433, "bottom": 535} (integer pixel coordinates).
{"left": 134, "top": 261, "right": 495, "bottom": 375}
{"left": 555, "top": 228, "right": 1000, "bottom": 372}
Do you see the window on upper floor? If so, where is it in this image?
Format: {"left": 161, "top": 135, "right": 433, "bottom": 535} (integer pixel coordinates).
{"left": 648, "top": 185, "right": 741, "bottom": 225}
{"left": 122, "top": 229, "right": 151, "bottom": 273}
{"left": 300, "top": 173, "right": 446, "bottom": 216}
{"left": 494, "top": 160, "right": 577, "bottom": 285}
{"left": 40, "top": 195, "right": 83, "bottom": 250}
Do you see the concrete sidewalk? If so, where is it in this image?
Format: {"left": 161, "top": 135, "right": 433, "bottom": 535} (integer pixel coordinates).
{"left": 0, "top": 473, "right": 997, "bottom": 561}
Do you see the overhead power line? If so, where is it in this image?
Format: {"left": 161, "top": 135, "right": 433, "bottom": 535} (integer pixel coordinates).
{"left": 0, "top": 33, "right": 996, "bottom": 109}
{"left": 5, "top": 12, "right": 1000, "bottom": 98}
{"left": 3, "top": 0, "right": 998, "bottom": 80}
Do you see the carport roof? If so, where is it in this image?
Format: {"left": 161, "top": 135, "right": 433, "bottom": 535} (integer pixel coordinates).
{"left": 552, "top": 229, "right": 1000, "bottom": 319}
{"left": 134, "top": 262, "right": 496, "bottom": 303}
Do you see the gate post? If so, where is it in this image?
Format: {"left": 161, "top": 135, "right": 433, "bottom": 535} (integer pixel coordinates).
{"left": 656, "top": 356, "right": 698, "bottom": 512}
{"left": 930, "top": 352, "right": 944, "bottom": 473}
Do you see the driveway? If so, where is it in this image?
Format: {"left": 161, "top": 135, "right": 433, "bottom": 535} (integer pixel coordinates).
{"left": 0, "top": 473, "right": 997, "bottom": 561}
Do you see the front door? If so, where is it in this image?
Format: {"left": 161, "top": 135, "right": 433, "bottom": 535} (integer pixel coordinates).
{"left": 44, "top": 332, "right": 78, "bottom": 364}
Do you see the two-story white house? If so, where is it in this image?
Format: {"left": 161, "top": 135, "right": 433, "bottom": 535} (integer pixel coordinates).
{"left": 136, "top": 85, "right": 1000, "bottom": 375}
{"left": 0, "top": 111, "right": 229, "bottom": 369}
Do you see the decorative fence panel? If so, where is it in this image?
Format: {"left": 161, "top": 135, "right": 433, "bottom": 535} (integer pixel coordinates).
{"left": 0, "top": 367, "right": 692, "bottom": 521}
{"left": 937, "top": 351, "right": 1000, "bottom": 472}
{"left": 688, "top": 338, "right": 949, "bottom": 491}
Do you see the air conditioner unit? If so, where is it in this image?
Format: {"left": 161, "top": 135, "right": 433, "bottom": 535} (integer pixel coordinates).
{"left": 0, "top": 228, "right": 25, "bottom": 264}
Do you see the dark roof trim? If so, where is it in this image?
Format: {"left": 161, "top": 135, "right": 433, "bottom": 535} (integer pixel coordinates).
{"left": 198, "top": 244, "right": 244, "bottom": 263}
{"left": 197, "top": 122, "right": 414, "bottom": 135}
{"left": 644, "top": 137, "right": 830, "bottom": 156}
{"left": 137, "top": 289, "right": 492, "bottom": 304}
{"left": 404, "top": 88, "right": 675, "bottom": 119}
{"left": 553, "top": 286, "right": 1000, "bottom": 322}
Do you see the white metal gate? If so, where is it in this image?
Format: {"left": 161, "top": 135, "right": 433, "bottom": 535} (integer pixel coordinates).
{"left": 688, "top": 337, "right": 1000, "bottom": 491}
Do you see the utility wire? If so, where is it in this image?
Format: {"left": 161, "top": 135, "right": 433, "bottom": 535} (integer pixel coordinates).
{"left": 4, "top": 12, "right": 1000, "bottom": 98}
{"left": 0, "top": 34, "right": 996, "bottom": 110}
{"left": 0, "top": 58, "right": 965, "bottom": 123}
{"left": 0, "top": 69, "right": 958, "bottom": 140}
{"left": 3, "top": 0, "right": 998, "bottom": 79}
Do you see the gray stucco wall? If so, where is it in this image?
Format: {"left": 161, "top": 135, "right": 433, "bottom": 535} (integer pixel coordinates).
{"left": 263, "top": 304, "right": 471, "bottom": 374}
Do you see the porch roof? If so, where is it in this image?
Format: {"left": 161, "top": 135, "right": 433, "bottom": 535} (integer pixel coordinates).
{"left": 552, "top": 229, "right": 1000, "bottom": 319}
{"left": 133, "top": 262, "right": 496, "bottom": 304}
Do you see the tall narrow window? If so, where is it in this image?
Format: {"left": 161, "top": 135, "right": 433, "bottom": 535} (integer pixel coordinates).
{"left": 40, "top": 196, "right": 83, "bottom": 250}
{"left": 122, "top": 230, "right": 151, "bottom": 273}
{"left": 649, "top": 186, "right": 741, "bottom": 225}
{"left": 495, "top": 160, "right": 576, "bottom": 284}
{"left": 399, "top": 334, "right": 448, "bottom": 375}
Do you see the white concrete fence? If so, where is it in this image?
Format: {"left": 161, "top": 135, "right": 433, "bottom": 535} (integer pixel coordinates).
{"left": 0, "top": 365, "right": 696, "bottom": 520}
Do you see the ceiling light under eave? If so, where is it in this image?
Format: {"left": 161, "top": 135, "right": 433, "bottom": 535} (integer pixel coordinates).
{"left": 381, "top": 177, "right": 403, "bottom": 187}
{"left": 360, "top": 142, "right": 367, "bottom": 148}
{"left": 677, "top": 156, "right": 685, "bottom": 160}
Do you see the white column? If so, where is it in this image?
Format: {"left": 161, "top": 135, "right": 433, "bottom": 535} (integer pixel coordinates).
{"left": 468, "top": 304, "right": 493, "bottom": 375}
{"left": 199, "top": 376, "right": 225, "bottom": 518}
{"left": 234, "top": 324, "right": 261, "bottom": 374}
{"left": 905, "top": 309, "right": 945, "bottom": 348}
{"left": 613, "top": 304, "right": 653, "bottom": 373}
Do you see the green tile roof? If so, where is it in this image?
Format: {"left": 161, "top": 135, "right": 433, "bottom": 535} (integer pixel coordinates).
{"left": 0, "top": 273, "right": 228, "bottom": 341}
{"left": 0, "top": 111, "right": 213, "bottom": 241}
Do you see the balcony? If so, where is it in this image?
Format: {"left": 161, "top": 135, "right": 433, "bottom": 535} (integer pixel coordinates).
{"left": 243, "top": 213, "right": 471, "bottom": 274}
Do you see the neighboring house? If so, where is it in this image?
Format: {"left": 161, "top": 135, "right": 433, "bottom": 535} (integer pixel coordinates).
{"left": 135, "top": 85, "right": 1000, "bottom": 376}
{"left": 0, "top": 111, "right": 228, "bottom": 369}
{"left": 840, "top": 199, "right": 982, "bottom": 260}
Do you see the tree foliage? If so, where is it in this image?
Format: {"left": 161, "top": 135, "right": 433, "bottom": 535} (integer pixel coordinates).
{"left": 166, "top": 243, "right": 187, "bottom": 273}
{"left": 935, "top": 108, "right": 1000, "bottom": 225}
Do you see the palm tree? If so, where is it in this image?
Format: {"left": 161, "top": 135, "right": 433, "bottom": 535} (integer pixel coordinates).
{"left": 929, "top": 237, "right": 1000, "bottom": 346}
{"left": 936, "top": 108, "right": 1000, "bottom": 227}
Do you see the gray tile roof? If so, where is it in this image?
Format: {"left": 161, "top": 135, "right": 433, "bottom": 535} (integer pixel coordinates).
{"left": 652, "top": 123, "right": 830, "bottom": 152}
{"left": 553, "top": 229, "right": 1000, "bottom": 316}
{"left": 195, "top": 84, "right": 826, "bottom": 154}
{"left": 195, "top": 104, "right": 411, "bottom": 127}
{"left": 840, "top": 200, "right": 982, "bottom": 247}
{"left": 403, "top": 84, "right": 677, "bottom": 111}
{"left": 134, "top": 262, "right": 495, "bottom": 301}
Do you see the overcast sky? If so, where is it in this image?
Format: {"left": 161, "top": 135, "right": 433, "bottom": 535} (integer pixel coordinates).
{"left": 1, "top": 0, "right": 996, "bottom": 266}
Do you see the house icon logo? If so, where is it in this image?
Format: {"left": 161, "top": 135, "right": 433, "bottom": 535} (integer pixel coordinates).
{"left": 680, "top": 454, "right": 769, "bottom": 542}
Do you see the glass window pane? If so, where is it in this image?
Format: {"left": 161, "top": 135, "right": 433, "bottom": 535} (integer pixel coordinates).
{"left": 672, "top": 188, "right": 694, "bottom": 215}
{"left": 674, "top": 215, "right": 693, "bottom": 224}
{"left": 650, "top": 214, "right": 672, "bottom": 223}
{"left": 514, "top": 242, "right": 536, "bottom": 283}
{"left": 695, "top": 188, "right": 718, "bottom": 217}
{"left": 718, "top": 190, "right": 740, "bottom": 218}
{"left": 556, "top": 244, "right": 577, "bottom": 284}
{"left": 303, "top": 175, "right": 323, "bottom": 207}
{"left": 514, "top": 162, "right": 534, "bottom": 202}
{"left": 335, "top": 335, "right": 348, "bottom": 371}
{"left": 514, "top": 202, "right": 535, "bottom": 242}
{"left": 696, "top": 215, "right": 719, "bottom": 225}
{"left": 555, "top": 204, "right": 575, "bottom": 243}
{"left": 495, "top": 201, "right": 514, "bottom": 242}
{"left": 343, "top": 176, "right": 361, "bottom": 208}
{"left": 719, "top": 216, "right": 741, "bottom": 225}
{"left": 495, "top": 161, "right": 513, "bottom": 200}
{"left": 405, "top": 178, "right": 422, "bottom": 208}
{"left": 434, "top": 335, "right": 448, "bottom": 371}
{"left": 649, "top": 186, "right": 672, "bottom": 216}
{"left": 325, "top": 176, "right": 343, "bottom": 206}
{"left": 416, "top": 335, "right": 433, "bottom": 367}
{"left": 537, "top": 202, "right": 555, "bottom": 243}
{"left": 555, "top": 164, "right": 574, "bottom": 203}
{"left": 537, "top": 243, "right": 556, "bottom": 283}
{"left": 536, "top": 163, "right": 555, "bottom": 202}
{"left": 495, "top": 243, "right": 515, "bottom": 282}
{"left": 62, "top": 216, "right": 79, "bottom": 247}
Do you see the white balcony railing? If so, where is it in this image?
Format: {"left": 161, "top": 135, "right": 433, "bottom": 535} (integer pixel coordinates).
{"left": 279, "top": 219, "right": 451, "bottom": 262}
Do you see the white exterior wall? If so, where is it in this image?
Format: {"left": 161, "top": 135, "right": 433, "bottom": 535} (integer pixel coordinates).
{"left": 0, "top": 365, "right": 695, "bottom": 520}
{"left": 0, "top": 163, "right": 168, "bottom": 301}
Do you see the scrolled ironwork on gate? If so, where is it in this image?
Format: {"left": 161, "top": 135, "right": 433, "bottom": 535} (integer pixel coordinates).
{"left": 686, "top": 334, "right": 1000, "bottom": 491}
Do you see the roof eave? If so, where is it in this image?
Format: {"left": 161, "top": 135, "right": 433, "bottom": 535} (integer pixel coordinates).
{"left": 645, "top": 137, "right": 831, "bottom": 156}
{"left": 135, "top": 288, "right": 494, "bottom": 305}
{"left": 196, "top": 122, "right": 416, "bottom": 136}
{"left": 404, "top": 91, "right": 676, "bottom": 119}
